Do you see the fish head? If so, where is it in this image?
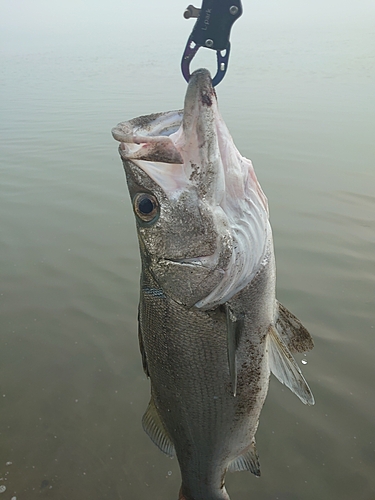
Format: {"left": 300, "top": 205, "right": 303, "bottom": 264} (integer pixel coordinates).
{"left": 112, "top": 69, "right": 270, "bottom": 309}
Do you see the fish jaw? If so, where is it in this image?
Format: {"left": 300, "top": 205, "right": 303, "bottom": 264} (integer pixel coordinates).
{"left": 174, "top": 69, "right": 271, "bottom": 309}
{"left": 173, "top": 68, "right": 226, "bottom": 207}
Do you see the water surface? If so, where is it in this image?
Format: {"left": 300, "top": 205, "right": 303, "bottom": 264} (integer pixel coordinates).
{"left": 1, "top": 1, "right": 374, "bottom": 498}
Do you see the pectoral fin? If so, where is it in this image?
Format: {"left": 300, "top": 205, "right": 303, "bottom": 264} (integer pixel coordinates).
{"left": 276, "top": 301, "right": 314, "bottom": 353}
{"left": 138, "top": 308, "right": 149, "bottom": 378}
{"left": 267, "top": 326, "right": 315, "bottom": 406}
{"left": 225, "top": 305, "right": 244, "bottom": 397}
{"left": 228, "top": 439, "right": 261, "bottom": 477}
{"left": 142, "top": 398, "right": 175, "bottom": 457}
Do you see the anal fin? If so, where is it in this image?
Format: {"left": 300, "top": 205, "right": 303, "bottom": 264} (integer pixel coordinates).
{"left": 228, "top": 440, "right": 261, "bottom": 477}
{"left": 142, "top": 398, "right": 175, "bottom": 457}
{"left": 267, "top": 326, "right": 315, "bottom": 406}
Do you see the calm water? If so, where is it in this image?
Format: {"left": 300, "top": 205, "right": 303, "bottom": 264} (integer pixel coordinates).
{"left": 1, "top": 1, "right": 374, "bottom": 499}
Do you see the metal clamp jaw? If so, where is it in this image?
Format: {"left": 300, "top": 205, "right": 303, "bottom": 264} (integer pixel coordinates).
{"left": 181, "top": 0, "right": 243, "bottom": 86}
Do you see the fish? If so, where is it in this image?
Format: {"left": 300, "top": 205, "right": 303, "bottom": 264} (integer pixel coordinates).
{"left": 112, "top": 68, "right": 314, "bottom": 500}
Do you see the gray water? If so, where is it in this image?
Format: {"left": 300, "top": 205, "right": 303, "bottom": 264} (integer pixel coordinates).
{"left": 1, "top": 1, "right": 375, "bottom": 499}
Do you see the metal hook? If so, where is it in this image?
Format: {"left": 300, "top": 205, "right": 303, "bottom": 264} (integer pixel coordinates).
{"left": 181, "top": 0, "right": 242, "bottom": 86}
{"left": 181, "top": 39, "right": 230, "bottom": 87}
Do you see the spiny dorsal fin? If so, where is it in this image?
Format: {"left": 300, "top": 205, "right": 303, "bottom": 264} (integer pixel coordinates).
{"left": 225, "top": 304, "right": 244, "bottom": 397}
{"left": 267, "top": 326, "right": 315, "bottom": 406}
{"left": 276, "top": 301, "right": 314, "bottom": 353}
{"left": 142, "top": 398, "right": 175, "bottom": 457}
{"left": 228, "top": 440, "right": 261, "bottom": 477}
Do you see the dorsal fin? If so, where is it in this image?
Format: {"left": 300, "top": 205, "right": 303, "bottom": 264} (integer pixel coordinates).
{"left": 276, "top": 301, "right": 314, "bottom": 353}
{"left": 267, "top": 326, "right": 315, "bottom": 406}
{"left": 228, "top": 439, "right": 261, "bottom": 477}
{"left": 142, "top": 398, "right": 175, "bottom": 457}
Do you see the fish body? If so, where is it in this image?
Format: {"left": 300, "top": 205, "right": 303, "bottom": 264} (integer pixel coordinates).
{"left": 112, "top": 69, "right": 314, "bottom": 500}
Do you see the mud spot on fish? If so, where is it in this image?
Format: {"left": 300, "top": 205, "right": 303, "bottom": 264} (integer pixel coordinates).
{"left": 201, "top": 93, "right": 212, "bottom": 106}
{"left": 201, "top": 88, "right": 216, "bottom": 106}
{"left": 189, "top": 163, "right": 200, "bottom": 182}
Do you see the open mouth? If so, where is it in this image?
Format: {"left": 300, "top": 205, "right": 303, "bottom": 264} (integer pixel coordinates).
{"left": 112, "top": 110, "right": 184, "bottom": 165}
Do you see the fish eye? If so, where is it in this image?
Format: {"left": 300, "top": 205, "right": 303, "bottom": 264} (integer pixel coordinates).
{"left": 133, "top": 193, "right": 159, "bottom": 223}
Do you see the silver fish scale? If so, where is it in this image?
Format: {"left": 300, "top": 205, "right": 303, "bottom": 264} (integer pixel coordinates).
{"left": 139, "top": 262, "right": 271, "bottom": 500}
